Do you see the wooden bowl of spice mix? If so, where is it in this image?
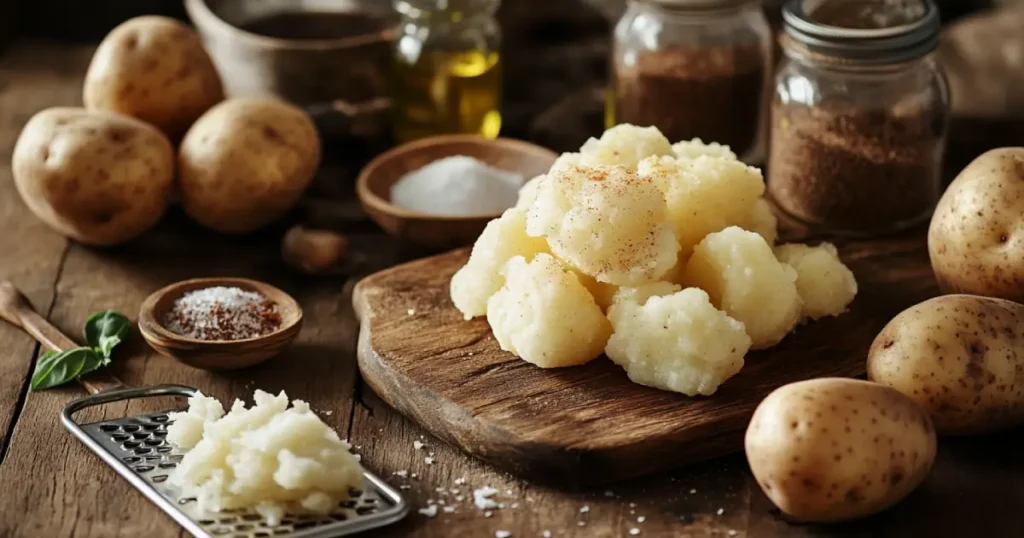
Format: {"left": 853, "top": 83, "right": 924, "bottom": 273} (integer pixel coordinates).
{"left": 357, "top": 135, "right": 558, "bottom": 250}
{"left": 138, "top": 278, "right": 303, "bottom": 371}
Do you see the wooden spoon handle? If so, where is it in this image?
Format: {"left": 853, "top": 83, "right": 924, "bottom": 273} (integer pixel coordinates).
{"left": 0, "top": 281, "right": 124, "bottom": 395}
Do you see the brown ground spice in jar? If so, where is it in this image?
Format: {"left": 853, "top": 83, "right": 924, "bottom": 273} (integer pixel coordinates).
{"left": 767, "top": 104, "right": 944, "bottom": 233}
{"left": 613, "top": 45, "right": 766, "bottom": 156}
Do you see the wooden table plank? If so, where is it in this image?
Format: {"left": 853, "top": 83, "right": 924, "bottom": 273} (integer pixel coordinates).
{"left": 0, "top": 42, "right": 86, "bottom": 458}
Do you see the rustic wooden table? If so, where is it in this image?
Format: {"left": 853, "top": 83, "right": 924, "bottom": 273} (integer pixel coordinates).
{"left": 1, "top": 41, "right": 1023, "bottom": 538}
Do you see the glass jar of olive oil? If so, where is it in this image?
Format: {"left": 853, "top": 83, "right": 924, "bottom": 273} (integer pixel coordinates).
{"left": 391, "top": 0, "right": 503, "bottom": 143}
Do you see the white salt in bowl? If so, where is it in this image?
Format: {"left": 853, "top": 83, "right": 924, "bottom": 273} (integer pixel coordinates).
{"left": 356, "top": 135, "right": 558, "bottom": 251}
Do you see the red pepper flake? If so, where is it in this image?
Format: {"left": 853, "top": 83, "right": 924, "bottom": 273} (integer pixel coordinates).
{"left": 163, "top": 286, "right": 282, "bottom": 341}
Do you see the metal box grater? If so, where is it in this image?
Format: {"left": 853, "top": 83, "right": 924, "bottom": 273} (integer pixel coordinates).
{"left": 61, "top": 385, "right": 408, "bottom": 538}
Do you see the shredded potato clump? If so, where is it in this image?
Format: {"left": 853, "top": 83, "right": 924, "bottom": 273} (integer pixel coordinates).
{"left": 681, "top": 227, "right": 803, "bottom": 349}
{"left": 606, "top": 286, "right": 750, "bottom": 396}
{"left": 526, "top": 163, "right": 679, "bottom": 286}
{"left": 450, "top": 207, "right": 549, "bottom": 320}
{"left": 487, "top": 254, "right": 611, "bottom": 367}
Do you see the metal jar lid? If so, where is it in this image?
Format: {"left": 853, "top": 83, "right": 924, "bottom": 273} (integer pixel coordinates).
{"left": 781, "top": 0, "right": 940, "bottom": 64}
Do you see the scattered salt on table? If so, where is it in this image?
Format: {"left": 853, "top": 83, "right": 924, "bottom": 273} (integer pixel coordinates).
{"left": 390, "top": 155, "right": 525, "bottom": 216}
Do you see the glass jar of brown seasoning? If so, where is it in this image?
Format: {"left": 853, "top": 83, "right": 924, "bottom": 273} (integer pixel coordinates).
{"left": 768, "top": 0, "right": 949, "bottom": 236}
{"left": 609, "top": 0, "right": 773, "bottom": 163}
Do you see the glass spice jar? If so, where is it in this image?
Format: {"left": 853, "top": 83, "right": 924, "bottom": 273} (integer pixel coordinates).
{"left": 768, "top": 0, "right": 950, "bottom": 236}
{"left": 391, "top": 0, "right": 503, "bottom": 143}
{"left": 609, "top": 0, "right": 773, "bottom": 163}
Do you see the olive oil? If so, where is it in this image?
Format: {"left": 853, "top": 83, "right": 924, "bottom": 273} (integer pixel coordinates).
{"left": 392, "top": 49, "right": 502, "bottom": 143}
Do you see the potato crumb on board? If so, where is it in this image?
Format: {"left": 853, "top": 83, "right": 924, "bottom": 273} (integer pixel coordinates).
{"left": 424, "top": 456, "right": 435, "bottom": 465}
{"left": 637, "top": 516, "right": 646, "bottom": 522}
{"left": 419, "top": 505, "right": 438, "bottom": 517}
{"left": 414, "top": 440, "right": 426, "bottom": 450}
{"left": 630, "top": 529, "right": 641, "bottom": 535}
{"left": 485, "top": 511, "right": 494, "bottom": 518}
{"left": 717, "top": 508, "right": 725, "bottom": 515}
{"left": 543, "top": 531, "right": 552, "bottom": 538}
{"left": 729, "top": 531, "right": 738, "bottom": 536}
{"left": 443, "top": 506, "right": 456, "bottom": 513}
{"left": 579, "top": 505, "right": 590, "bottom": 513}
{"left": 496, "top": 531, "right": 512, "bottom": 538}
{"left": 474, "top": 487, "right": 500, "bottom": 509}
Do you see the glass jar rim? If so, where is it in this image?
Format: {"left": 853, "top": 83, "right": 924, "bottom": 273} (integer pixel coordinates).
{"left": 631, "top": 0, "right": 761, "bottom": 10}
{"left": 781, "top": 0, "right": 939, "bottom": 65}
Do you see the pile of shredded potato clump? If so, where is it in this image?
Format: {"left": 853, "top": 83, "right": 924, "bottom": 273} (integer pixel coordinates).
{"left": 166, "top": 390, "right": 364, "bottom": 525}
{"left": 450, "top": 124, "right": 859, "bottom": 396}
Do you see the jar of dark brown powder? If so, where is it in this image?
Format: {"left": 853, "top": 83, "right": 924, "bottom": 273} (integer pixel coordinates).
{"left": 609, "top": 0, "right": 772, "bottom": 163}
{"left": 768, "top": 0, "right": 949, "bottom": 236}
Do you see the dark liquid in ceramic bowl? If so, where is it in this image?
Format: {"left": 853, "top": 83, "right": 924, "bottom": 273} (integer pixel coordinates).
{"left": 239, "top": 11, "right": 387, "bottom": 40}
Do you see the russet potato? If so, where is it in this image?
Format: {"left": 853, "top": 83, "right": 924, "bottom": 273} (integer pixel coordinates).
{"left": 868, "top": 294, "right": 1024, "bottom": 435}
{"left": 928, "top": 147, "right": 1024, "bottom": 302}
{"left": 178, "top": 97, "right": 320, "bottom": 234}
{"left": 746, "top": 378, "right": 936, "bottom": 522}
{"left": 84, "top": 16, "right": 224, "bottom": 141}
{"left": 12, "top": 107, "right": 174, "bottom": 245}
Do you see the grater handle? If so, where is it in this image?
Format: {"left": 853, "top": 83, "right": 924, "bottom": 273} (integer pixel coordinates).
{"left": 0, "top": 281, "right": 125, "bottom": 395}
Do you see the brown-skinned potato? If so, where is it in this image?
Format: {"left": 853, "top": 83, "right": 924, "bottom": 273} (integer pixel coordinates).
{"left": 867, "top": 294, "right": 1024, "bottom": 435}
{"left": 12, "top": 107, "right": 175, "bottom": 245}
{"left": 84, "top": 16, "right": 224, "bottom": 141}
{"left": 928, "top": 147, "right": 1024, "bottom": 302}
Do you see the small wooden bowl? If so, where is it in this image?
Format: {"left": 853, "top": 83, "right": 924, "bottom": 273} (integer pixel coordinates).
{"left": 138, "top": 278, "right": 303, "bottom": 371}
{"left": 356, "top": 135, "right": 558, "bottom": 251}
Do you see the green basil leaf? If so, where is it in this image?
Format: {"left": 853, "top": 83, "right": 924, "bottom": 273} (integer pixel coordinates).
{"left": 31, "top": 348, "right": 94, "bottom": 391}
{"left": 30, "top": 350, "right": 63, "bottom": 387}
{"left": 84, "top": 310, "right": 131, "bottom": 358}
{"left": 79, "top": 349, "right": 106, "bottom": 376}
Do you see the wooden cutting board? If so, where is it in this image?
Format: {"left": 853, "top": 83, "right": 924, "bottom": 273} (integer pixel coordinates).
{"left": 352, "top": 234, "right": 938, "bottom": 486}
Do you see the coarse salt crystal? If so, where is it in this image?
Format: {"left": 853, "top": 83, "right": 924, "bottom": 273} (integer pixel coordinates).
{"left": 485, "top": 511, "right": 494, "bottom": 518}
{"left": 629, "top": 528, "right": 641, "bottom": 535}
{"left": 496, "top": 531, "right": 511, "bottom": 538}
{"left": 717, "top": 508, "right": 724, "bottom": 515}
{"left": 419, "top": 505, "right": 438, "bottom": 517}
{"left": 390, "top": 155, "right": 525, "bottom": 216}
{"left": 637, "top": 516, "right": 646, "bottom": 523}
{"left": 579, "top": 506, "right": 590, "bottom": 513}
{"left": 474, "top": 487, "right": 499, "bottom": 510}
{"left": 543, "top": 531, "right": 551, "bottom": 538}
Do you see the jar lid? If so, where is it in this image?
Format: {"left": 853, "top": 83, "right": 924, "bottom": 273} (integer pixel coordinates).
{"left": 781, "top": 0, "right": 940, "bottom": 64}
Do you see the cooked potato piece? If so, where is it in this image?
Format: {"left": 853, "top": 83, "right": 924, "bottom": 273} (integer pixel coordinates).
{"left": 681, "top": 227, "right": 802, "bottom": 349}
{"left": 610, "top": 281, "right": 682, "bottom": 307}
{"left": 746, "top": 378, "right": 936, "bottom": 522}
{"left": 671, "top": 138, "right": 738, "bottom": 161}
{"left": 570, "top": 268, "right": 619, "bottom": 311}
{"left": 868, "top": 294, "right": 1024, "bottom": 435}
{"left": 486, "top": 254, "right": 611, "bottom": 367}
{"left": 638, "top": 155, "right": 765, "bottom": 257}
{"left": 450, "top": 208, "right": 550, "bottom": 319}
{"left": 516, "top": 174, "right": 546, "bottom": 210}
{"left": 606, "top": 287, "right": 750, "bottom": 396}
{"left": 526, "top": 164, "right": 679, "bottom": 286}
{"left": 12, "top": 107, "right": 174, "bottom": 245}
{"left": 775, "top": 243, "right": 858, "bottom": 320}
{"left": 928, "top": 147, "right": 1024, "bottom": 303}
{"left": 578, "top": 124, "right": 673, "bottom": 168}
{"left": 84, "top": 16, "right": 223, "bottom": 140}
{"left": 178, "top": 97, "right": 320, "bottom": 233}
{"left": 742, "top": 198, "right": 778, "bottom": 246}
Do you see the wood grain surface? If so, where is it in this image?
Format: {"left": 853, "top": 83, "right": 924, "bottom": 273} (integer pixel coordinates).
{"left": 2, "top": 36, "right": 1024, "bottom": 538}
{"left": 353, "top": 234, "right": 938, "bottom": 485}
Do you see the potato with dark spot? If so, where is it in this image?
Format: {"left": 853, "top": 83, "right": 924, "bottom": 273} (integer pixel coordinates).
{"left": 178, "top": 97, "right": 320, "bottom": 234}
{"left": 12, "top": 107, "right": 175, "bottom": 245}
{"left": 84, "top": 16, "right": 224, "bottom": 140}
{"left": 868, "top": 294, "right": 1024, "bottom": 435}
{"left": 745, "top": 378, "right": 936, "bottom": 522}
{"left": 928, "top": 148, "right": 1024, "bottom": 302}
